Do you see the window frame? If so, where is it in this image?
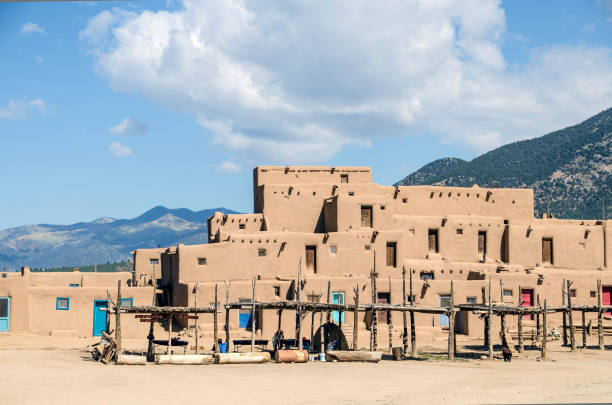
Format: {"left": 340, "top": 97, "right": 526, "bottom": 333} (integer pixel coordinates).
{"left": 56, "top": 297, "right": 70, "bottom": 311}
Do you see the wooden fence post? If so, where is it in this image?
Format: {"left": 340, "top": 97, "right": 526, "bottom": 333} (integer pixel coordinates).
{"left": 214, "top": 284, "right": 219, "bottom": 354}
{"left": 115, "top": 280, "right": 122, "bottom": 364}
{"left": 353, "top": 285, "right": 359, "bottom": 350}
{"left": 562, "top": 279, "right": 568, "bottom": 346}
{"left": 167, "top": 314, "right": 172, "bottom": 355}
{"left": 597, "top": 280, "right": 604, "bottom": 350}
{"left": 536, "top": 294, "right": 541, "bottom": 342}
{"left": 581, "top": 309, "right": 586, "bottom": 349}
{"left": 225, "top": 281, "right": 231, "bottom": 352}
{"left": 388, "top": 277, "right": 393, "bottom": 353}
{"left": 194, "top": 283, "right": 199, "bottom": 354}
{"left": 402, "top": 267, "right": 408, "bottom": 356}
{"left": 487, "top": 279, "right": 493, "bottom": 359}
{"left": 567, "top": 280, "right": 576, "bottom": 352}
{"left": 370, "top": 255, "right": 378, "bottom": 351}
{"left": 518, "top": 285, "right": 523, "bottom": 353}
{"left": 251, "top": 277, "right": 256, "bottom": 352}
{"left": 448, "top": 280, "right": 455, "bottom": 360}
{"left": 541, "top": 300, "right": 547, "bottom": 360}
{"left": 297, "top": 259, "right": 303, "bottom": 350}
{"left": 409, "top": 269, "right": 416, "bottom": 358}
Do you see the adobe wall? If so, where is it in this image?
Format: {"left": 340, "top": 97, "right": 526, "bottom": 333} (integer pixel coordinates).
{"left": 133, "top": 248, "right": 165, "bottom": 286}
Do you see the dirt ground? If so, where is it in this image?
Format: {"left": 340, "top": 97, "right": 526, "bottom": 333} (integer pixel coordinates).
{"left": 1, "top": 334, "right": 612, "bottom": 404}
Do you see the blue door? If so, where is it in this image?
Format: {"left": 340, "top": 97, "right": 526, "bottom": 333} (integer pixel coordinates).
{"left": 93, "top": 300, "right": 108, "bottom": 336}
{"left": 0, "top": 297, "right": 9, "bottom": 332}
{"left": 332, "top": 292, "right": 345, "bottom": 323}
{"left": 439, "top": 295, "right": 450, "bottom": 327}
{"left": 238, "top": 298, "right": 252, "bottom": 329}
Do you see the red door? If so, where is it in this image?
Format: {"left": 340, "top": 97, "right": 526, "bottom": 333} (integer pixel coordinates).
{"left": 521, "top": 289, "right": 534, "bottom": 320}
{"left": 603, "top": 287, "right": 611, "bottom": 316}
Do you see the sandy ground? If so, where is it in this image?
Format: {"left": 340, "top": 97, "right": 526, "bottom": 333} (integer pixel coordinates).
{"left": 1, "top": 334, "right": 612, "bottom": 404}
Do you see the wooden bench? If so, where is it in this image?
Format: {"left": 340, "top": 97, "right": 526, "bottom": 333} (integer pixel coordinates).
{"left": 232, "top": 339, "right": 269, "bottom": 352}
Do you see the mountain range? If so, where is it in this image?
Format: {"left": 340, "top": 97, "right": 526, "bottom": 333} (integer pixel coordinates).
{"left": 396, "top": 108, "right": 612, "bottom": 219}
{"left": 0, "top": 206, "right": 237, "bottom": 270}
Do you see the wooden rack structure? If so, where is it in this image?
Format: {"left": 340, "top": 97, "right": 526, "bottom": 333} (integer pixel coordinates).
{"left": 110, "top": 267, "right": 612, "bottom": 363}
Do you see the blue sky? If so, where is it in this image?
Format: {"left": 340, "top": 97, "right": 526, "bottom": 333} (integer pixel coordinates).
{"left": 0, "top": 0, "right": 611, "bottom": 229}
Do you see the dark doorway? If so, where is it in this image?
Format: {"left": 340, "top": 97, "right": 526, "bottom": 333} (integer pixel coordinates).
{"left": 428, "top": 229, "right": 439, "bottom": 253}
{"left": 361, "top": 206, "right": 373, "bottom": 227}
{"left": 478, "top": 231, "right": 487, "bottom": 261}
{"left": 386, "top": 242, "right": 397, "bottom": 268}
{"left": 377, "top": 292, "right": 390, "bottom": 323}
{"left": 542, "top": 238, "right": 553, "bottom": 264}
{"left": 306, "top": 246, "right": 317, "bottom": 273}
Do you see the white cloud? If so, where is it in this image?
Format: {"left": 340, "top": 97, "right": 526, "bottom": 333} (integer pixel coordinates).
{"left": 108, "top": 141, "right": 133, "bottom": 157}
{"left": 109, "top": 117, "right": 148, "bottom": 135}
{"left": 215, "top": 161, "right": 241, "bottom": 173}
{"left": 20, "top": 22, "right": 44, "bottom": 35}
{"left": 81, "top": 0, "right": 612, "bottom": 162}
{"left": 0, "top": 99, "right": 48, "bottom": 120}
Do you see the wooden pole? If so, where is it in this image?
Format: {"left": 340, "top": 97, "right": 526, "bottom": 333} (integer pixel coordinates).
{"left": 115, "top": 280, "right": 122, "bottom": 364}
{"left": 562, "top": 279, "right": 568, "bottom": 346}
{"left": 518, "top": 285, "right": 523, "bottom": 353}
{"left": 310, "top": 308, "right": 316, "bottom": 346}
{"left": 146, "top": 286, "right": 156, "bottom": 362}
{"left": 597, "top": 280, "right": 604, "bottom": 350}
{"left": 388, "top": 277, "right": 393, "bottom": 354}
{"left": 225, "top": 281, "right": 231, "bottom": 352}
{"left": 370, "top": 252, "right": 378, "bottom": 351}
{"left": 276, "top": 308, "right": 283, "bottom": 351}
{"left": 536, "top": 294, "right": 541, "bottom": 341}
{"left": 167, "top": 314, "right": 172, "bottom": 355}
{"left": 251, "top": 277, "right": 256, "bottom": 352}
{"left": 297, "top": 258, "right": 303, "bottom": 350}
{"left": 194, "top": 283, "right": 199, "bottom": 354}
{"left": 324, "top": 281, "right": 331, "bottom": 354}
{"left": 482, "top": 286, "right": 488, "bottom": 348}
{"left": 567, "top": 280, "right": 576, "bottom": 352}
{"left": 487, "top": 279, "right": 493, "bottom": 359}
{"left": 410, "top": 269, "right": 416, "bottom": 358}
{"left": 402, "top": 267, "right": 408, "bottom": 356}
{"left": 353, "top": 285, "right": 359, "bottom": 350}
{"left": 581, "top": 309, "right": 586, "bottom": 349}
{"left": 541, "top": 300, "right": 547, "bottom": 360}
{"left": 448, "top": 280, "right": 455, "bottom": 360}
{"left": 214, "top": 284, "right": 219, "bottom": 354}
{"left": 326, "top": 281, "right": 331, "bottom": 323}
{"left": 499, "top": 279, "right": 506, "bottom": 348}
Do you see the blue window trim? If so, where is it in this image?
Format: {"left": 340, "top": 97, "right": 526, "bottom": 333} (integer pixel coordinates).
{"left": 56, "top": 297, "right": 70, "bottom": 310}
{"left": 120, "top": 298, "right": 133, "bottom": 306}
{"left": 69, "top": 283, "right": 80, "bottom": 288}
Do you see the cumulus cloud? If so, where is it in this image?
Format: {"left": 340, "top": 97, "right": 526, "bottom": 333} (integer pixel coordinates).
{"left": 81, "top": 0, "right": 612, "bottom": 162}
{"left": 108, "top": 141, "right": 133, "bottom": 157}
{"left": 109, "top": 117, "right": 148, "bottom": 135}
{"left": 0, "top": 99, "right": 48, "bottom": 120}
{"left": 20, "top": 22, "right": 45, "bottom": 35}
{"left": 215, "top": 161, "right": 241, "bottom": 173}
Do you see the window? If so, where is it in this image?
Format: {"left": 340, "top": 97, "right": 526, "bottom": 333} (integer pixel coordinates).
{"left": 273, "top": 286, "right": 280, "bottom": 297}
{"left": 258, "top": 248, "right": 267, "bottom": 257}
{"left": 570, "top": 289, "right": 576, "bottom": 298}
{"left": 542, "top": 238, "right": 553, "bottom": 264}
{"left": 590, "top": 291, "right": 597, "bottom": 298}
{"left": 348, "top": 191, "right": 355, "bottom": 196}
{"left": 386, "top": 242, "right": 397, "bottom": 268}
{"left": 503, "top": 289, "right": 513, "bottom": 297}
{"left": 456, "top": 229, "right": 463, "bottom": 235}
{"left": 428, "top": 229, "right": 439, "bottom": 253}
{"left": 69, "top": 283, "right": 80, "bottom": 288}
{"left": 420, "top": 271, "right": 434, "bottom": 281}
{"left": 361, "top": 206, "right": 373, "bottom": 227}
{"left": 305, "top": 246, "right": 317, "bottom": 273}
{"left": 149, "top": 258, "right": 159, "bottom": 265}
{"left": 56, "top": 297, "right": 69, "bottom": 310}
{"left": 478, "top": 231, "right": 487, "bottom": 259}
{"left": 197, "top": 258, "right": 207, "bottom": 265}
{"left": 340, "top": 174, "right": 349, "bottom": 183}
{"left": 466, "top": 297, "right": 477, "bottom": 304}
{"left": 121, "top": 298, "right": 133, "bottom": 306}
{"left": 330, "top": 246, "right": 337, "bottom": 254}
{"left": 402, "top": 198, "right": 407, "bottom": 203}
{"left": 239, "top": 223, "right": 246, "bottom": 230}
{"left": 364, "top": 245, "right": 371, "bottom": 250}
{"left": 380, "top": 205, "right": 386, "bottom": 210}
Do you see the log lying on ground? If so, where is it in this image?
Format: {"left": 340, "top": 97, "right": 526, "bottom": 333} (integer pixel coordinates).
{"left": 116, "top": 354, "right": 147, "bottom": 365}
{"left": 155, "top": 354, "right": 215, "bottom": 365}
{"left": 326, "top": 351, "right": 382, "bottom": 363}
{"left": 274, "top": 349, "right": 308, "bottom": 363}
{"left": 216, "top": 352, "right": 271, "bottom": 364}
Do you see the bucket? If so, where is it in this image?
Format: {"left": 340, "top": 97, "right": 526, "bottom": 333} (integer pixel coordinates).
{"left": 392, "top": 347, "right": 402, "bottom": 361}
{"left": 308, "top": 354, "right": 316, "bottom": 362}
{"left": 319, "top": 353, "right": 326, "bottom": 362}
{"left": 219, "top": 342, "right": 228, "bottom": 353}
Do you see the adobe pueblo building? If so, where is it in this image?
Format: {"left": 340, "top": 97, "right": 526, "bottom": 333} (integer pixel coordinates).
{"left": 132, "top": 166, "right": 612, "bottom": 347}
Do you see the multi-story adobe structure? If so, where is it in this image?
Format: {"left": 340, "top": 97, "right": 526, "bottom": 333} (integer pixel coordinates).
{"left": 132, "top": 166, "right": 612, "bottom": 347}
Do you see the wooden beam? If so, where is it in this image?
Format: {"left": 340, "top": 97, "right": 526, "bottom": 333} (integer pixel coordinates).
{"left": 251, "top": 277, "right": 256, "bottom": 352}
{"left": 598, "top": 280, "right": 604, "bottom": 350}
{"left": 297, "top": 259, "right": 303, "bottom": 351}
{"left": 402, "top": 267, "right": 408, "bottom": 357}
{"left": 194, "top": 283, "right": 199, "bottom": 354}
{"left": 541, "top": 299, "right": 547, "bottom": 360}
{"left": 562, "top": 278, "right": 568, "bottom": 346}
{"left": 448, "top": 280, "right": 455, "bottom": 360}
{"left": 518, "top": 285, "right": 523, "bottom": 353}
{"left": 353, "top": 285, "right": 359, "bottom": 351}
{"left": 410, "top": 269, "right": 416, "bottom": 358}
{"left": 487, "top": 279, "right": 493, "bottom": 360}
{"left": 536, "top": 294, "right": 541, "bottom": 342}
{"left": 214, "top": 284, "right": 219, "bottom": 355}
{"left": 581, "top": 308, "right": 586, "bottom": 349}
{"left": 388, "top": 277, "right": 393, "bottom": 354}
{"left": 115, "top": 280, "right": 122, "bottom": 364}
{"left": 225, "top": 281, "right": 231, "bottom": 353}
{"left": 567, "top": 280, "right": 576, "bottom": 352}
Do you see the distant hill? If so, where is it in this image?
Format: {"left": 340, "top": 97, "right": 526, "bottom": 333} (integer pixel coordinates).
{"left": 395, "top": 108, "right": 612, "bottom": 219}
{"left": 0, "top": 206, "right": 238, "bottom": 270}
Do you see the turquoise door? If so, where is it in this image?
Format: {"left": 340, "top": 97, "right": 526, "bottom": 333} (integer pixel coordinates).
{"left": 93, "top": 300, "right": 108, "bottom": 336}
{"left": 332, "top": 292, "right": 345, "bottom": 323}
{"left": 439, "top": 295, "right": 450, "bottom": 327}
{"left": 0, "top": 297, "right": 9, "bottom": 332}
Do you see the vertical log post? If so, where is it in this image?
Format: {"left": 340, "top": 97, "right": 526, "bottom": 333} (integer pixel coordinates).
{"left": 225, "top": 281, "right": 231, "bottom": 352}
{"left": 194, "top": 282, "right": 199, "bottom": 354}
{"left": 499, "top": 279, "right": 506, "bottom": 348}
{"left": 487, "top": 279, "right": 493, "bottom": 359}
{"left": 402, "top": 267, "right": 408, "bottom": 356}
{"left": 167, "top": 314, "right": 172, "bottom": 355}
{"left": 251, "top": 277, "right": 256, "bottom": 352}
{"left": 353, "top": 285, "right": 359, "bottom": 350}
{"left": 277, "top": 309, "right": 283, "bottom": 351}
{"left": 388, "top": 277, "right": 393, "bottom": 354}
{"left": 567, "top": 280, "right": 576, "bottom": 352}
{"left": 536, "top": 294, "right": 541, "bottom": 342}
{"left": 115, "top": 280, "right": 122, "bottom": 364}
{"left": 562, "top": 279, "right": 568, "bottom": 346}
{"left": 518, "top": 285, "right": 523, "bottom": 353}
{"left": 410, "top": 269, "right": 416, "bottom": 358}
{"left": 146, "top": 286, "right": 156, "bottom": 362}
{"left": 310, "top": 308, "right": 316, "bottom": 346}
{"left": 214, "top": 284, "right": 219, "bottom": 354}
{"left": 326, "top": 281, "right": 331, "bottom": 323}
{"left": 541, "top": 300, "right": 547, "bottom": 360}
{"left": 297, "top": 259, "right": 303, "bottom": 350}
{"left": 448, "top": 280, "right": 455, "bottom": 360}
{"left": 597, "top": 280, "right": 604, "bottom": 350}
{"left": 581, "top": 309, "right": 586, "bottom": 349}
{"left": 482, "top": 286, "right": 488, "bottom": 349}
{"left": 370, "top": 254, "right": 378, "bottom": 351}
